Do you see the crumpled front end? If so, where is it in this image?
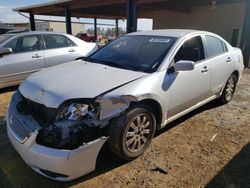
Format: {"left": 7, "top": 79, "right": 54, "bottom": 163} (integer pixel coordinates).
{"left": 6, "top": 91, "right": 108, "bottom": 181}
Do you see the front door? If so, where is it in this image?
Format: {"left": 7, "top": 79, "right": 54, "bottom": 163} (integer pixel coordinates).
{"left": 167, "top": 35, "right": 211, "bottom": 118}
{"left": 0, "top": 34, "right": 44, "bottom": 88}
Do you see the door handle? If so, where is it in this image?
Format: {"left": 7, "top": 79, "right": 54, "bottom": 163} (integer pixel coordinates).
{"left": 32, "top": 54, "right": 42, "bottom": 58}
{"left": 226, "top": 57, "right": 232, "bottom": 63}
{"left": 68, "top": 49, "right": 76, "bottom": 52}
{"left": 201, "top": 66, "right": 209, "bottom": 73}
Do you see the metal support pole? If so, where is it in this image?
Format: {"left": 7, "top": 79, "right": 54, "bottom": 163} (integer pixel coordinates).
{"left": 240, "top": 1, "right": 250, "bottom": 67}
{"left": 126, "top": 0, "right": 137, "bottom": 33}
{"left": 65, "top": 8, "right": 72, "bottom": 34}
{"left": 29, "top": 12, "right": 36, "bottom": 31}
{"left": 115, "top": 18, "right": 119, "bottom": 37}
{"left": 94, "top": 17, "right": 97, "bottom": 41}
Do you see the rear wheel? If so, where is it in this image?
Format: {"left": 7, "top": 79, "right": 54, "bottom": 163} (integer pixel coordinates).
{"left": 108, "top": 104, "right": 156, "bottom": 160}
{"left": 219, "top": 74, "right": 237, "bottom": 104}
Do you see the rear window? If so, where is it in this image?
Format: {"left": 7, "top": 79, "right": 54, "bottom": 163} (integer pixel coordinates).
{"left": 205, "top": 35, "right": 227, "bottom": 58}
{"left": 43, "top": 34, "right": 75, "bottom": 49}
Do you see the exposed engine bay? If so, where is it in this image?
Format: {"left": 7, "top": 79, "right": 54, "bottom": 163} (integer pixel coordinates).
{"left": 37, "top": 120, "right": 104, "bottom": 149}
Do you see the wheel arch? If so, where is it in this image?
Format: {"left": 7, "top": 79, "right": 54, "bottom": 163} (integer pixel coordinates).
{"left": 220, "top": 70, "right": 240, "bottom": 96}
{"left": 232, "top": 70, "right": 240, "bottom": 82}
{"left": 130, "top": 98, "right": 163, "bottom": 130}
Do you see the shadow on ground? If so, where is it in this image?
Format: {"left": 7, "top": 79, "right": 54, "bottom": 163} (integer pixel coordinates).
{"left": 0, "top": 116, "right": 5, "bottom": 126}
{"left": 206, "top": 142, "right": 250, "bottom": 187}
{"left": 0, "top": 100, "right": 227, "bottom": 187}
{"left": 0, "top": 86, "right": 18, "bottom": 94}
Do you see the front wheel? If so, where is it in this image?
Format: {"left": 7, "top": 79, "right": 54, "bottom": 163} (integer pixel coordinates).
{"left": 108, "top": 104, "right": 156, "bottom": 161}
{"left": 219, "top": 74, "right": 238, "bottom": 104}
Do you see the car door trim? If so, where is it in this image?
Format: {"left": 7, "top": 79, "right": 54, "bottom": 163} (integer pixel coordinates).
{"left": 0, "top": 69, "right": 42, "bottom": 79}
{"left": 162, "top": 94, "right": 218, "bottom": 128}
{"left": 0, "top": 80, "right": 21, "bottom": 89}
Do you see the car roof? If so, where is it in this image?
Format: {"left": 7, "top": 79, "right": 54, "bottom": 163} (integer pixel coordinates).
{"left": 0, "top": 31, "right": 73, "bottom": 46}
{"left": 1, "top": 33, "right": 16, "bottom": 37}
{"left": 128, "top": 29, "right": 211, "bottom": 38}
{"left": 3, "top": 31, "right": 69, "bottom": 36}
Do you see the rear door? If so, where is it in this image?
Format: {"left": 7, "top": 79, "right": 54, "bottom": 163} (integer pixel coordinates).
{"left": 43, "top": 34, "right": 80, "bottom": 67}
{"left": 167, "top": 35, "right": 211, "bottom": 118}
{"left": 0, "top": 34, "right": 44, "bottom": 88}
{"left": 204, "top": 35, "right": 233, "bottom": 94}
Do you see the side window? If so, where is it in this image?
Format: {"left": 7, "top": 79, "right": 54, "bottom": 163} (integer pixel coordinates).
{"left": 4, "top": 38, "right": 18, "bottom": 53}
{"left": 205, "top": 35, "right": 227, "bottom": 58}
{"left": 67, "top": 38, "right": 75, "bottom": 47}
{"left": 174, "top": 36, "right": 205, "bottom": 63}
{"left": 4, "top": 35, "right": 41, "bottom": 53}
{"left": 43, "top": 34, "right": 75, "bottom": 49}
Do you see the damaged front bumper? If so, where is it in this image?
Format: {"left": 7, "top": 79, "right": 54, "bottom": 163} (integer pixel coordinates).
{"left": 6, "top": 91, "right": 108, "bottom": 181}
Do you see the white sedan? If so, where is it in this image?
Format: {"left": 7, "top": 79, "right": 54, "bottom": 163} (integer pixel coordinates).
{"left": 0, "top": 31, "right": 98, "bottom": 89}
{"left": 6, "top": 29, "right": 244, "bottom": 181}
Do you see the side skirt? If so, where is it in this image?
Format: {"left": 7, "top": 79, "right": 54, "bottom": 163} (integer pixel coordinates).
{"left": 161, "top": 95, "right": 219, "bottom": 128}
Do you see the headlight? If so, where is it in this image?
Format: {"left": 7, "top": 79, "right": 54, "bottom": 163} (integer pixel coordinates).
{"left": 55, "top": 102, "right": 99, "bottom": 121}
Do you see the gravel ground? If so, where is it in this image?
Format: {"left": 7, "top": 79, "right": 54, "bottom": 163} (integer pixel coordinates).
{"left": 0, "top": 70, "right": 249, "bottom": 188}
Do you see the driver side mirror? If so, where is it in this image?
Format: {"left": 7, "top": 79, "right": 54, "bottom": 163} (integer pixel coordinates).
{"left": 173, "top": 60, "right": 195, "bottom": 72}
{"left": 0, "top": 47, "right": 12, "bottom": 56}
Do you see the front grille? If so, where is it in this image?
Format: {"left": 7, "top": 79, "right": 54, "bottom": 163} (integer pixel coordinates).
{"left": 19, "top": 96, "right": 57, "bottom": 125}
{"left": 9, "top": 113, "right": 30, "bottom": 143}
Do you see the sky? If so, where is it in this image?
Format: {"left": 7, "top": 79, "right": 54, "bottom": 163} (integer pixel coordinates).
{"left": 0, "top": 0, "right": 153, "bottom": 31}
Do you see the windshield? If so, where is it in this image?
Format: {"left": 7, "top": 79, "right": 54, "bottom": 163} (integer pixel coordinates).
{"left": 86, "top": 35, "right": 177, "bottom": 73}
{"left": 0, "top": 34, "right": 13, "bottom": 44}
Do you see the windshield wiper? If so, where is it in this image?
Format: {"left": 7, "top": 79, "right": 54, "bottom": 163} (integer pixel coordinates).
{"left": 85, "top": 57, "right": 98, "bottom": 63}
{"left": 102, "top": 60, "right": 128, "bottom": 69}
{"left": 86, "top": 57, "right": 140, "bottom": 71}
{"left": 86, "top": 58, "right": 128, "bottom": 69}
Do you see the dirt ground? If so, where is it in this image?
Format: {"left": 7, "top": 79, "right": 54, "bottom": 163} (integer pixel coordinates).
{"left": 0, "top": 70, "right": 249, "bottom": 188}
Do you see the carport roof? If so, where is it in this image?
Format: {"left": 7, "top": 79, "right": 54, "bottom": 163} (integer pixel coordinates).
{"left": 13, "top": 0, "right": 245, "bottom": 19}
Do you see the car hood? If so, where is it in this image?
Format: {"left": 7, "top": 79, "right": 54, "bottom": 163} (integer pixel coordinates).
{"left": 19, "top": 60, "right": 148, "bottom": 108}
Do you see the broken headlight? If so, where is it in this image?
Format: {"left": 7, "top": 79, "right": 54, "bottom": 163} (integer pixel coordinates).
{"left": 55, "top": 101, "right": 99, "bottom": 122}
{"left": 37, "top": 101, "right": 101, "bottom": 149}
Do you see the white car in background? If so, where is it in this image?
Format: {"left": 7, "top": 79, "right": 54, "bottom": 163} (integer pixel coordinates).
{"left": 0, "top": 32, "right": 98, "bottom": 89}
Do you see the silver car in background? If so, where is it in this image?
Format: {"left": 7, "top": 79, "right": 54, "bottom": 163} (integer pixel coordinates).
{"left": 0, "top": 32, "right": 98, "bottom": 89}
{"left": 7, "top": 29, "right": 244, "bottom": 181}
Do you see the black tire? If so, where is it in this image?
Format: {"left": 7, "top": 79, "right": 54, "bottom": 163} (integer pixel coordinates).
{"left": 219, "top": 74, "right": 238, "bottom": 104}
{"left": 108, "top": 104, "right": 156, "bottom": 161}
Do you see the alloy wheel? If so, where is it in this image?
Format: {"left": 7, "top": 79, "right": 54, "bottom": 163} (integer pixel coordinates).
{"left": 125, "top": 113, "right": 152, "bottom": 153}
{"left": 225, "top": 76, "right": 236, "bottom": 101}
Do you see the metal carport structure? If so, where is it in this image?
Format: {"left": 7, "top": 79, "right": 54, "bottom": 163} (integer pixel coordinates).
{"left": 13, "top": 0, "right": 248, "bottom": 34}
{"left": 13, "top": 0, "right": 250, "bottom": 66}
